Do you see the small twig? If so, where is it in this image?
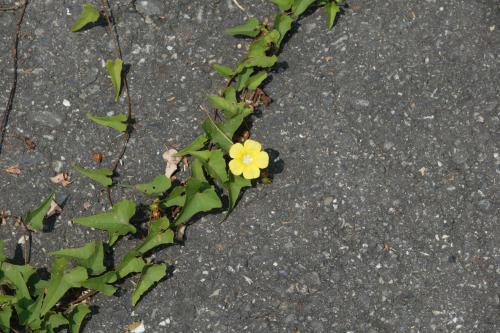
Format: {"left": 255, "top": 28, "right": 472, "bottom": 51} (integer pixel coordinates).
{"left": 99, "top": 0, "right": 133, "bottom": 207}
{"left": 0, "top": 0, "right": 28, "bottom": 155}
{"left": 232, "top": 0, "right": 245, "bottom": 11}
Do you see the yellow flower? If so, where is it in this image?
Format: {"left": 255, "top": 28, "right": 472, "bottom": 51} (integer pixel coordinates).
{"left": 228, "top": 139, "right": 269, "bottom": 179}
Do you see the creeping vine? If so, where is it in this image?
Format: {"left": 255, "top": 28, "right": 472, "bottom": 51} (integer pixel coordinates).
{"left": 0, "top": 0, "right": 345, "bottom": 331}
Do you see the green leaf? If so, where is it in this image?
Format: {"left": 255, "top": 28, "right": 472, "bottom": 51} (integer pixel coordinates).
{"left": 16, "top": 294, "right": 44, "bottom": 328}
{"left": 212, "top": 64, "right": 234, "bottom": 78}
{"left": 25, "top": 193, "right": 53, "bottom": 231}
{"left": 247, "top": 71, "right": 268, "bottom": 90}
{"left": 0, "top": 306, "right": 12, "bottom": 332}
{"left": 162, "top": 186, "right": 186, "bottom": 208}
{"left": 207, "top": 150, "right": 229, "bottom": 183}
{"left": 1, "top": 263, "right": 36, "bottom": 300}
{"left": 81, "top": 271, "right": 117, "bottom": 296}
{"left": 0, "top": 295, "right": 15, "bottom": 305}
{"left": 131, "top": 263, "right": 167, "bottom": 306}
{"left": 135, "top": 218, "right": 174, "bottom": 255}
{"left": 224, "top": 87, "right": 237, "bottom": 104}
{"left": 44, "top": 312, "right": 69, "bottom": 332}
{"left": 68, "top": 304, "right": 91, "bottom": 333}
{"left": 73, "top": 165, "right": 113, "bottom": 187}
{"left": 325, "top": 1, "right": 340, "bottom": 28}
{"left": 73, "top": 199, "right": 136, "bottom": 245}
{"left": 115, "top": 251, "right": 145, "bottom": 279}
{"left": 41, "top": 259, "right": 88, "bottom": 316}
{"left": 225, "top": 18, "right": 261, "bottom": 37}
{"left": 50, "top": 240, "right": 106, "bottom": 275}
{"left": 226, "top": 174, "right": 252, "bottom": 210}
{"left": 70, "top": 3, "right": 100, "bottom": 32}
{"left": 191, "top": 158, "right": 206, "bottom": 182}
{"left": 271, "top": 0, "right": 293, "bottom": 10}
{"left": 244, "top": 54, "right": 278, "bottom": 68}
{"left": 86, "top": 113, "right": 128, "bottom": 133}
{"left": 106, "top": 58, "right": 123, "bottom": 102}
{"left": 208, "top": 95, "right": 238, "bottom": 118}
{"left": 292, "top": 0, "right": 317, "bottom": 17}
{"left": 202, "top": 117, "right": 234, "bottom": 152}
{"left": 176, "top": 135, "right": 208, "bottom": 156}
{"left": 174, "top": 178, "right": 222, "bottom": 226}
{"left": 133, "top": 175, "right": 171, "bottom": 196}
{"left": 236, "top": 67, "right": 254, "bottom": 92}
{"left": 274, "top": 14, "right": 293, "bottom": 47}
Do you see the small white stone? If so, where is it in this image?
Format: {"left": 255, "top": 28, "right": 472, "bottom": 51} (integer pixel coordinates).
{"left": 62, "top": 99, "right": 71, "bottom": 107}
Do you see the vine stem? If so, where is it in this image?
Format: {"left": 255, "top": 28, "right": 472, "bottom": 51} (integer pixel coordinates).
{"left": 0, "top": 0, "right": 28, "bottom": 155}
{"left": 99, "top": 0, "right": 133, "bottom": 206}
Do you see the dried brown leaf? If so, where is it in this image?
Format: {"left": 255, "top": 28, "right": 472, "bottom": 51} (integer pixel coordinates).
{"left": 163, "top": 148, "right": 181, "bottom": 178}
{"left": 4, "top": 164, "right": 21, "bottom": 175}
{"left": 50, "top": 172, "right": 72, "bottom": 187}
{"left": 47, "top": 199, "right": 62, "bottom": 217}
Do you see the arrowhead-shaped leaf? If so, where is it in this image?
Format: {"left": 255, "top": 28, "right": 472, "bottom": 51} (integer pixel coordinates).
{"left": 271, "top": 0, "right": 293, "bottom": 10}
{"left": 80, "top": 271, "right": 117, "bottom": 296}
{"left": 292, "top": 0, "right": 316, "bottom": 17}
{"left": 41, "top": 259, "right": 88, "bottom": 316}
{"left": 236, "top": 67, "right": 254, "bottom": 91}
{"left": 202, "top": 117, "right": 234, "bottom": 152}
{"left": 176, "top": 135, "right": 208, "bottom": 156}
{"left": 70, "top": 3, "right": 100, "bottom": 32}
{"left": 131, "top": 263, "right": 167, "bottom": 306}
{"left": 87, "top": 113, "right": 128, "bottom": 132}
{"left": 73, "top": 165, "right": 113, "bottom": 187}
{"left": 325, "top": 1, "right": 340, "bottom": 29}
{"left": 115, "top": 251, "right": 145, "bottom": 279}
{"left": 247, "top": 71, "right": 268, "bottom": 90}
{"left": 135, "top": 217, "right": 174, "bottom": 254}
{"left": 43, "top": 312, "right": 69, "bottom": 332}
{"left": 73, "top": 199, "right": 136, "bottom": 245}
{"left": 274, "top": 14, "right": 293, "bottom": 47}
{"left": 50, "top": 240, "right": 106, "bottom": 275}
{"left": 1, "top": 263, "right": 36, "bottom": 300}
{"left": 208, "top": 95, "right": 238, "bottom": 118}
{"left": 225, "top": 18, "right": 261, "bottom": 37}
{"left": 25, "top": 193, "right": 53, "bottom": 231}
{"left": 68, "top": 304, "right": 91, "bottom": 333}
{"left": 133, "top": 175, "right": 171, "bottom": 196}
{"left": 106, "top": 58, "right": 123, "bottom": 102}
{"left": 212, "top": 64, "right": 234, "bottom": 78}
{"left": 162, "top": 186, "right": 186, "bottom": 208}
{"left": 174, "top": 178, "right": 222, "bottom": 226}
{"left": 225, "top": 174, "right": 252, "bottom": 210}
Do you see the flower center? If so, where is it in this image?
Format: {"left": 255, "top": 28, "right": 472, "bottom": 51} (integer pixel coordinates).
{"left": 242, "top": 154, "right": 253, "bottom": 165}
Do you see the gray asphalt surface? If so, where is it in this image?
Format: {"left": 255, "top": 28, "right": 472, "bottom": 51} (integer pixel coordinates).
{"left": 0, "top": 0, "right": 499, "bottom": 332}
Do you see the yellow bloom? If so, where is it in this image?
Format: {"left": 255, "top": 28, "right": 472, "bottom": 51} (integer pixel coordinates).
{"left": 228, "top": 139, "right": 269, "bottom": 180}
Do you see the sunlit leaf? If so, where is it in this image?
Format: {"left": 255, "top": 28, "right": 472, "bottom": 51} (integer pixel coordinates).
{"left": 73, "top": 165, "right": 113, "bottom": 187}
{"left": 41, "top": 259, "right": 88, "bottom": 316}
{"left": 274, "top": 14, "right": 293, "bottom": 47}
{"left": 325, "top": 1, "right": 340, "bottom": 29}
{"left": 70, "top": 3, "right": 100, "bottom": 32}
{"left": 131, "top": 263, "right": 167, "bottom": 306}
{"left": 115, "top": 251, "right": 145, "bottom": 279}
{"left": 176, "top": 135, "right": 208, "bottom": 156}
{"left": 202, "top": 117, "right": 234, "bottom": 152}
{"left": 25, "top": 193, "right": 53, "bottom": 231}
{"left": 244, "top": 54, "right": 278, "bottom": 68}
{"left": 236, "top": 67, "right": 254, "bottom": 91}
{"left": 133, "top": 175, "right": 171, "bottom": 196}
{"left": 208, "top": 95, "right": 238, "bottom": 118}
{"left": 49, "top": 240, "right": 106, "bottom": 275}
{"left": 212, "top": 64, "right": 234, "bottom": 78}
{"left": 174, "top": 178, "right": 222, "bottom": 226}
{"left": 1, "top": 262, "right": 36, "bottom": 300}
{"left": 106, "top": 58, "right": 123, "bottom": 102}
{"left": 225, "top": 174, "right": 252, "bottom": 210}
{"left": 271, "top": 0, "right": 293, "bottom": 11}
{"left": 206, "top": 150, "right": 229, "bottom": 184}
{"left": 247, "top": 71, "right": 268, "bottom": 90}
{"left": 68, "top": 304, "right": 91, "bottom": 333}
{"left": 80, "top": 271, "right": 117, "bottom": 296}
{"left": 191, "top": 158, "right": 206, "bottom": 182}
{"left": 87, "top": 113, "right": 128, "bottom": 133}
{"left": 225, "top": 18, "right": 261, "bottom": 37}
{"left": 16, "top": 294, "right": 44, "bottom": 328}
{"left": 43, "top": 312, "right": 69, "bottom": 332}
{"left": 135, "top": 217, "right": 174, "bottom": 254}
{"left": 73, "top": 199, "right": 136, "bottom": 245}
{"left": 292, "top": 0, "right": 317, "bottom": 17}
{"left": 162, "top": 186, "right": 186, "bottom": 208}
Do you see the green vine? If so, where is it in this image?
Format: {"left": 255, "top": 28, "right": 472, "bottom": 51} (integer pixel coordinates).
{"left": 0, "top": 0, "right": 344, "bottom": 331}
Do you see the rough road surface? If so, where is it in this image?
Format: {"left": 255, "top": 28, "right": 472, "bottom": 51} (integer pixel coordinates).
{"left": 0, "top": 0, "right": 499, "bottom": 332}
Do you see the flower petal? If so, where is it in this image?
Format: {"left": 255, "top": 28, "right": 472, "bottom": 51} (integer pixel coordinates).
{"left": 242, "top": 166, "right": 260, "bottom": 180}
{"left": 229, "top": 143, "right": 244, "bottom": 158}
{"left": 255, "top": 151, "right": 269, "bottom": 169}
{"left": 243, "top": 139, "right": 261, "bottom": 152}
{"left": 229, "top": 159, "right": 243, "bottom": 176}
